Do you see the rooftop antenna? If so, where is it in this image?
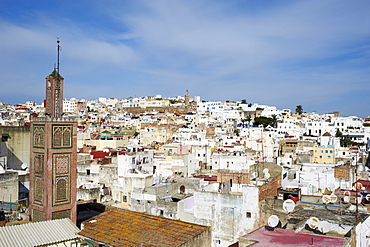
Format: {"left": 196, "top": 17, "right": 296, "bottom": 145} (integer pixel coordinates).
{"left": 56, "top": 38, "right": 61, "bottom": 74}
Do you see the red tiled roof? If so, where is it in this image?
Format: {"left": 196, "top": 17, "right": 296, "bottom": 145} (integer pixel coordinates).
{"left": 193, "top": 175, "right": 217, "bottom": 182}
{"left": 79, "top": 208, "right": 210, "bottom": 246}
{"left": 354, "top": 179, "right": 370, "bottom": 191}
{"left": 90, "top": 151, "right": 109, "bottom": 159}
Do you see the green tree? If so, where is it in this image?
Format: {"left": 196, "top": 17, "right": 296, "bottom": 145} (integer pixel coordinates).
{"left": 335, "top": 129, "right": 343, "bottom": 137}
{"left": 245, "top": 115, "right": 252, "bottom": 127}
{"left": 253, "top": 116, "right": 274, "bottom": 128}
{"left": 241, "top": 99, "right": 247, "bottom": 104}
{"left": 296, "top": 105, "right": 303, "bottom": 115}
{"left": 271, "top": 114, "right": 278, "bottom": 128}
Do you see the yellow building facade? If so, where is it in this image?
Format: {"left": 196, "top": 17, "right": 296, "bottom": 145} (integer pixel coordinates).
{"left": 313, "top": 144, "right": 335, "bottom": 164}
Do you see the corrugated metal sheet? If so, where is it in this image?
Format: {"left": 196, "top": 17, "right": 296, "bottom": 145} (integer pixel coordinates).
{"left": 79, "top": 208, "right": 210, "bottom": 246}
{"left": 0, "top": 218, "right": 80, "bottom": 247}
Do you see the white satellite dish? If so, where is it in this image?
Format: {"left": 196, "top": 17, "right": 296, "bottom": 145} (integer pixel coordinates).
{"left": 318, "top": 221, "right": 331, "bottom": 233}
{"left": 322, "top": 195, "right": 331, "bottom": 204}
{"left": 343, "top": 196, "right": 350, "bottom": 203}
{"left": 329, "top": 194, "right": 337, "bottom": 203}
{"left": 268, "top": 215, "right": 279, "bottom": 227}
{"left": 251, "top": 172, "right": 258, "bottom": 179}
{"left": 263, "top": 168, "right": 269, "bottom": 174}
{"left": 355, "top": 182, "right": 364, "bottom": 190}
{"left": 366, "top": 194, "right": 370, "bottom": 201}
{"left": 283, "top": 199, "right": 295, "bottom": 213}
{"left": 343, "top": 191, "right": 351, "bottom": 197}
{"left": 337, "top": 161, "right": 344, "bottom": 166}
{"left": 264, "top": 173, "right": 271, "bottom": 179}
{"left": 307, "top": 217, "right": 320, "bottom": 229}
{"left": 328, "top": 184, "right": 336, "bottom": 191}
{"left": 21, "top": 163, "right": 28, "bottom": 170}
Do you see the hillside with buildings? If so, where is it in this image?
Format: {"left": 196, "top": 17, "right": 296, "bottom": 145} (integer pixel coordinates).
{"left": 1, "top": 93, "right": 370, "bottom": 246}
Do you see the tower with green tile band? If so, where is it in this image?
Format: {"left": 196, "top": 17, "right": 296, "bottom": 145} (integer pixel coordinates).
{"left": 29, "top": 40, "right": 77, "bottom": 223}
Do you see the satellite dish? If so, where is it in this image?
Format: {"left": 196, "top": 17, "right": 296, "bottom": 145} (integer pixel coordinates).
{"left": 355, "top": 182, "right": 364, "bottom": 190}
{"left": 264, "top": 173, "right": 271, "bottom": 179}
{"left": 263, "top": 168, "right": 269, "bottom": 174}
{"left": 343, "top": 191, "right": 351, "bottom": 197}
{"left": 251, "top": 172, "right": 258, "bottom": 179}
{"left": 318, "top": 221, "right": 331, "bottom": 233}
{"left": 328, "top": 183, "right": 336, "bottom": 191}
{"left": 343, "top": 196, "right": 350, "bottom": 203}
{"left": 307, "top": 217, "right": 320, "bottom": 229}
{"left": 283, "top": 199, "right": 295, "bottom": 213}
{"left": 366, "top": 194, "right": 370, "bottom": 201}
{"left": 268, "top": 215, "right": 279, "bottom": 227}
{"left": 329, "top": 194, "right": 337, "bottom": 203}
{"left": 21, "top": 163, "right": 28, "bottom": 169}
{"left": 322, "top": 195, "right": 331, "bottom": 204}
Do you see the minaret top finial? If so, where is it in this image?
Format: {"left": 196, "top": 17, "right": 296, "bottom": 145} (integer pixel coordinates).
{"left": 56, "top": 38, "right": 61, "bottom": 74}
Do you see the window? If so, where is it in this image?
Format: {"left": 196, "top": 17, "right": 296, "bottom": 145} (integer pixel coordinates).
{"left": 123, "top": 196, "right": 127, "bottom": 202}
{"left": 328, "top": 156, "right": 331, "bottom": 159}
{"left": 86, "top": 169, "right": 90, "bottom": 175}
{"left": 319, "top": 156, "right": 322, "bottom": 159}
{"left": 325, "top": 150, "right": 328, "bottom": 153}
{"left": 180, "top": 185, "right": 185, "bottom": 194}
{"left": 330, "top": 150, "right": 333, "bottom": 153}
{"left": 246, "top": 212, "right": 252, "bottom": 218}
{"left": 1, "top": 134, "right": 10, "bottom": 142}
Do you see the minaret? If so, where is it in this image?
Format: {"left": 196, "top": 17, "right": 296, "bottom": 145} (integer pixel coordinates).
{"left": 45, "top": 39, "right": 63, "bottom": 117}
{"left": 185, "top": 89, "right": 190, "bottom": 106}
{"left": 29, "top": 39, "right": 77, "bottom": 223}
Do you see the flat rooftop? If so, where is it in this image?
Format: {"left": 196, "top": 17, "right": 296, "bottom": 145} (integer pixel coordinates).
{"left": 240, "top": 227, "right": 347, "bottom": 247}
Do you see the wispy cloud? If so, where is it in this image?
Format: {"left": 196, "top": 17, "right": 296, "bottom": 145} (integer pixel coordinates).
{"left": 0, "top": 0, "right": 369, "bottom": 117}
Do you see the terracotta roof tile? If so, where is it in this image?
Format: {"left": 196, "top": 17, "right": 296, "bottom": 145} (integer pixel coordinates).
{"left": 79, "top": 208, "right": 210, "bottom": 246}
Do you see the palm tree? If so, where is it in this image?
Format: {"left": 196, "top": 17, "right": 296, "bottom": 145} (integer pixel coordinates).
{"left": 296, "top": 105, "right": 303, "bottom": 115}
{"left": 245, "top": 115, "right": 252, "bottom": 127}
{"left": 271, "top": 114, "right": 278, "bottom": 128}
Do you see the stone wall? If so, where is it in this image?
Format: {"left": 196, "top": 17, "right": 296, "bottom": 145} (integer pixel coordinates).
{"left": 0, "top": 126, "right": 30, "bottom": 170}
{"left": 77, "top": 188, "right": 101, "bottom": 202}
{"left": 0, "top": 171, "right": 18, "bottom": 202}
{"left": 180, "top": 227, "right": 212, "bottom": 247}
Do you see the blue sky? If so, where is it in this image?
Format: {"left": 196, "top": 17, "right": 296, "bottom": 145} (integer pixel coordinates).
{"left": 0, "top": 0, "right": 369, "bottom": 118}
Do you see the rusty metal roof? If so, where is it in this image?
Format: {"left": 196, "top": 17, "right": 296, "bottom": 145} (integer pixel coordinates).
{"left": 79, "top": 208, "right": 210, "bottom": 246}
